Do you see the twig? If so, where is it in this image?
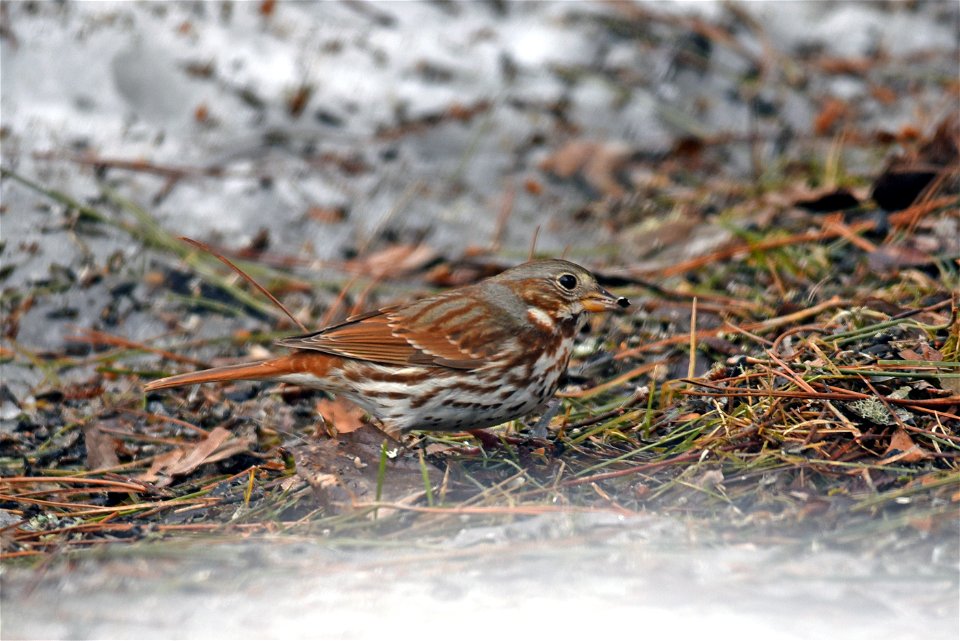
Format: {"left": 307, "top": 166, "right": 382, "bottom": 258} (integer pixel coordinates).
{"left": 179, "top": 236, "right": 308, "bottom": 332}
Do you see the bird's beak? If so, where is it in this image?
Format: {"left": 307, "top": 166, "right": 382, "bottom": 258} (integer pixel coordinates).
{"left": 581, "top": 287, "right": 630, "bottom": 313}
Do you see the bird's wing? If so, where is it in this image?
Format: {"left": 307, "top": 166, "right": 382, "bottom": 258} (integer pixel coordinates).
{"left": 276, "top": 291, "right": 515, "bottom": 370}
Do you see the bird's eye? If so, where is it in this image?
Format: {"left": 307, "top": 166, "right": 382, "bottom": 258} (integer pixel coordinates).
{"left": 558, "top": 274, "right": 578, "bottom": 290}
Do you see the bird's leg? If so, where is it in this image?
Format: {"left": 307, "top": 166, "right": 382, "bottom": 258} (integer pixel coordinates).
{"left": 529, "top": 398, "right": 562, "bottom": 439}
{"left": 467, "top": 429, "right": 514, "bottom": 449}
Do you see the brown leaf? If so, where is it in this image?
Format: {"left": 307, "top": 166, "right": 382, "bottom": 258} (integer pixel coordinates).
{"left": 346, "top": 244, "right": 439, "bottom": 278}
{"left": 306, "top": 205, "right": 347, "bottom": 224}
{"left": 523, "top": 178, "right": 543, "bottom": 195}
{"left": 897, "top": 348, "right": 924, "bottom": 361}
{"left": 315, "top": 398, "right": 367, "bottom": 434}
{"left": 137, "top": 427, "right": 251, "bottom": 486}
{"left": 165, "top": 427, "right": 233, "bottom": 476}
{"left": 868, "top": 84, "right": 897, "bottom": 105}
{"left": 881, "top": 428, "right": 928, "bottom": 464}
{"left": 867, "top": 245, "right": 936, "bottom": 271}
{"left": 816, "top": 56, "right": 873, "bottom": 75}
{"left": 939, "top": 375, "right": 960, "bottom": 396}
{"left": 139, "top": 449, "right": 186, "bottom": 486}
{"left": 813, "top": 97, "right": 849, "bottom": 136}
{"left": 83, "top": 424, "right": 120, "bottom": 470}
{"left": 539, "top": 140, "right": 633, "bottom": 198}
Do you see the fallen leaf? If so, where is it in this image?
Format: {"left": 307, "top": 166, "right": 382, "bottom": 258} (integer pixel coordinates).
{"left": 316, "top": 397, "right": 367, "bottom": 434}
{"left": 137, "top": 427, "right": 252, "bottom": 486}
{"left": 867, "top": 245, "right": 936, "bottom": 271}
{"left": 816, "top": 56, "right": 873, "bottom": 75}
{"left": 881, "top": 428, "right": 929, "bottom": 464}
{"left": 83, "top": 424, "right": 120, "bottom": 470}
{"left": 523, "top": 178, "right": 543, "bottom": 195}
{"left": 813, "top": 97, "right": 849, "bottom": 136}
{"left": 165, "top": 427, "right": 233, "bottom": 476}
{"left": 539, "top": 139, "right": 633, "bottom": 198}
{"left": 868, "top": 83, "right": 897, "bottom": 105}
{"left": 139, "top": 449, "right": 187, "bottom": 485}
{"left": 306, "top": 205, "right": 347, "bottom": 223}
{"left": 346, "top": 244, "right": 439, "bottom": 278}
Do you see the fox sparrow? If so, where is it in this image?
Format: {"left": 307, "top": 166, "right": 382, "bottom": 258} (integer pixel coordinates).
{"left": 145, "top": 259, "right": 629, "bottom": 434}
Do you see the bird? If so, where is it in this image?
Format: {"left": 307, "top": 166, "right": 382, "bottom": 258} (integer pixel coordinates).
{"left": 144, "top": 259, "right": 629, "bottom": 436}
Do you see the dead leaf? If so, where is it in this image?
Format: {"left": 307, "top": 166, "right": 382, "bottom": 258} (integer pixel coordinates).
{"left": 523, "top": 178, "right": 543, "bottom": 195}
{"left": 137, "top": 427, "right": 252, "bottom": 486}
{"left": 867, "top": 245, "right": 936, "bottom": 271}
{"left": 315, "top": 397, "right": 367, "bottom": 434}
{"left": 813, "top": 97, "right": 850, "bottom": 136}
{"left": 346, "top": 244, "right": 439, "bottom": 278}
{"left": 539, "top": 140, "right": 633, "bottom": 198}
{"left": 83, "top": 424, "right": 120, "bottom": 470}
{"left": 305, "top": 205, "right": 347, "bottom": 223}
{"left": 881, "top": 428, "right": 929, "bottom": 464}
{"left": 816, "top": 56, "right": 873, "bottom": 75}
{"left": 165, "top": 427, "right": 233, "bottom": 476}
{"left": 868, "top": 83, "right": 897, "bottom": 105}
{"left": 139, "top": 449, "right": 187, "bottom": 485}
{"left": 938, "top": 375, "right": 960, "bottom": 396}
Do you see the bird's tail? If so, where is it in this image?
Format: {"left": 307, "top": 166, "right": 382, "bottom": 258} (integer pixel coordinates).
{"left": 143, "top": 354, "right": 319, "bottom": 392}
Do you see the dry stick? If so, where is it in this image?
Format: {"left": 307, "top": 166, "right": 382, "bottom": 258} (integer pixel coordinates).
{"left": 688, "top": 297, "right": 698, "bottom": 380}
{"left": 643, "top": 196, "right": 955, "bottom": 279}
{"left": 894, "top": 169, "right": 960, "bottom": 242}
{"left": 120, "top": 408, "right": 211, "bottom": 437}
{"left": 653, "top": 227, "right": 870, "bottom": 278}
{"left": 348, "top": 273, "right": 387, "bottom": 317}
{"left": 33, "top": 150, "right": 222, "bottom": 180}
{"left": 562, "top": 387, "right": 650, "bottom": 430}
{"left": 680, "top": 385, "right": 960, "bottom": 409}
{"left": 320, "top": 273, "right": 362, "bottom": 328}
{"left": 823, "top": 217, "right": 878, "bottom": 253}
{"left": 561, "top": 450, "right": 704, "bottom": 487}
{"left": 489, "top": 181, "right": 515, "bottom": 252}
{"left": 559, "top": 361, "right": 665, "bottom": 399}
{"left": 69, "top": 328, "right": 209, "bottom": 367}
{"left": 0, "top": 476, "right": 152, "bottom": 492}
{"left": 764, "top": 350, "right": 818, "bottom": 394}
{"left": 616, "top": 296, "right": 845, "bottom": 361}
{"left": 528, "top": 224, "right": 541, "bottom": 260}
{"left": 349, "top": 501, "right": 637, "bottom": 518}
{"left": 179, "top": 236, "right": 308, "bottom": 333}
